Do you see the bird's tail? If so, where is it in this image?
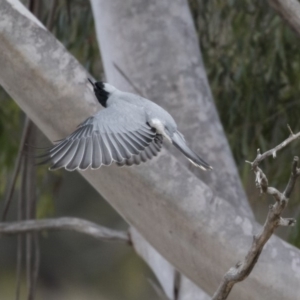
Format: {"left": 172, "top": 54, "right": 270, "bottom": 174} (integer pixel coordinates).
{"left": 171, "top": 131, "right": 212, "bottom": 171}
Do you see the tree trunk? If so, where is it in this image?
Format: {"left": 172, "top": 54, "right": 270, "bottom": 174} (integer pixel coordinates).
{"left": 90, "top": 0, "right": 252, "bottom": 217}
{"left": 1, "top": 1, "right": 300, "bottom": 299}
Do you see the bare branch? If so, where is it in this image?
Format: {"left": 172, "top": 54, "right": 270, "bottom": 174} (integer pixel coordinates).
{"left": 31, "top": 233, "right": 39, "bottom": 300}
{"left": 23, "top": 120, "right": 38, "bottom": 300}
{"left": 212, "top": 131, "right": 300, "bottom": 300}
{"left": 252, "top": 126, "right": 300, "bottom": 167}
{"left": 268, "top": 0, "right": 300, "bottom": 38}
{"left": 0, "top": 217, "right": 129, "bottom": 243}
{"left": 287, "top": 124, "right": 294, "bottom": 136}
{"left": 46, "top": 0, "right": 57, "bottom": 31}
{"left": 2, "top": 117, "right": 31, "bottom": 221}
{"left": 15, "top": 234, "right": 23, "bottom": 300}
{"left": 283, "top": 156, "right": 300, "bottom": 198}
{"left": 15, "top": 157, "right": 27, "bottom": 300}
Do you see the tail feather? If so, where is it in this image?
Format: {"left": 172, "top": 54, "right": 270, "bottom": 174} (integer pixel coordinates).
{"left": 171, "top": 131, "right": 212, "bottom": 171}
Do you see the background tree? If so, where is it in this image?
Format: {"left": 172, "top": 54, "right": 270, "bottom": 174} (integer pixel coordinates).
{"left": 0, "top": 0, "right": 300, "bottom": 299}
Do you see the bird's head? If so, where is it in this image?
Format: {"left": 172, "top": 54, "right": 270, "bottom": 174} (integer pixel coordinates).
{"left": 88, "top": 78, "right": 116, "bottom": 107}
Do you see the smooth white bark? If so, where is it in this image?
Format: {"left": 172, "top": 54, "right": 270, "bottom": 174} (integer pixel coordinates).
{"left": 130, "top": 228, "right": 210, "bottom": 300}
{"left": 90, "top": 0, "right": 252, "bottom": 217}
{"left": 1, "top": 1, "right": 300, "bottom": 299}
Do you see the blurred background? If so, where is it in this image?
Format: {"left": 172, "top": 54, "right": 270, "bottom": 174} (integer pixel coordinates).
{"left": 1, "top": 0, "right": 300, "bottom": 299}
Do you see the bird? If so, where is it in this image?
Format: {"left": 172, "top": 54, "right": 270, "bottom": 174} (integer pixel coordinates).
{"left": 39, "top": 79, "right": 212, "bottom": 171}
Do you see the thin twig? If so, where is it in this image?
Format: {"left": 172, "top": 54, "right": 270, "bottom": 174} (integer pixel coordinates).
{"left": 26, "top": 233, "right": 32, "bottom": 300}
{"left": 46, "top": 0, "right": 57, "bottom": 31}
{"left": 25, "top": 124, "right": 36, "bottom": 300}
{"left": 25, "top": 1, "right": 47, "bottom": 296}
{"left": 283, "top": 157, "right": 300, "bottom": 198}
{"left": 2, "top": 118, "right": 31, "bottom": 221}
{"left": 65, "top": 0, "right": 71, "bottom": 25}
{"left": 15, "top": 233, "right": 23, "bottom": 300}
{"left": 113, "top": 62, "right": 144, "bottom": 96}
{"left": 32, "top": 233, "right": 39, "bottom": 300}
{"left": 15, "top": 160, "right": 25, "bottom": 300}
{"left": 0, "top": 217, "right": 130, "bottom": 242}
{"left": 24, "top": 152, "right": 33, "bottom": 300}
{"left": 251, "top": 125, "right": 300, "bottom": 167}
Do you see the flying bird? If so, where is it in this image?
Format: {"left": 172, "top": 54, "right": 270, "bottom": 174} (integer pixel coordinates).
{"left": 40, "top": 79, "right": 212, "bottom": 171}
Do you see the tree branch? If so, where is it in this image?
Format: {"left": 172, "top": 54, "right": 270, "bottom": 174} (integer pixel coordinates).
{"left": 2, "top": 117, "right": 31, "bottom": 221}
{"left": 268, "top": 0, "right": 300, "bottom": 38}
{"left": 250, "top": 126, "right": 300, "bottom": 168}
{"left": 212, "top": 128, "right": 300, "bottom": 300}
{"left": 0, "top": 217, "right": 129, "bottom": 243}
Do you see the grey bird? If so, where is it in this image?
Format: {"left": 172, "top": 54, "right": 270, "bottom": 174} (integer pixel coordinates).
{"left": 40, "top": 79, "right": 212, "bottom": 171}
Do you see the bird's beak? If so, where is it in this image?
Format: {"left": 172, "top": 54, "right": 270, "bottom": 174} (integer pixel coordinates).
{"left": 88, "top": 78, "right": 95, "bottom": 88}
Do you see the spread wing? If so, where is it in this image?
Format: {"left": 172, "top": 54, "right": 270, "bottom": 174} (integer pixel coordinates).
{"left": 39, "top": 104, "right": 159, "bottom": 171}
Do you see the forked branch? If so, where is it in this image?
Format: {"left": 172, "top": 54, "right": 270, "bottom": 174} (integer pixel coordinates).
{"left": 212, "top": 126, "right": 300, "bottom": 300}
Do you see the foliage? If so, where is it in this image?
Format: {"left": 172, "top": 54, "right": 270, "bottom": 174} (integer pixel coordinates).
{"left": 0, "top": 0, "right": 102, "bottom": 209}
{"left": 48, "top": 0, "right": 102, "bottom": 77}
{"left": 190, "top": 0, "right": 300, "bottom": 186}
{"left": 0, "top": 90, "right": 21, "bottom": 196}
{"left": 189, "top": 0, "right": 300, "bottom": 244}
{"left": 32, "top": 0, "right": 102, "bottom": 218}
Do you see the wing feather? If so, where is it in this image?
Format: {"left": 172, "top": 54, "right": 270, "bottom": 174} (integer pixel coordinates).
{"left": 144, "top": 146, "right": 154, "bottom": 159}
{"left": 50, "top": 139, "right": 80, "bottom": 170}
{"left": 79, "top": 137, "right": 93, "bottom": 170}
{"left": 105, "top": 133, "right": 124, "bottom": 162}
{"left": 98, "top": 134, "right": 113, "bottom": 166}
{"left": 129, "top": 132, "right": 150, "bottom": 147}
{"left": 117, "top": 134, "right": 163, "bottom": 167}
{"left": 91, "top": 132, "right": 102, "bottom": 169}
{"left": 41, "top": 104, "right": 161, "bottom": 170}
{"left": 124, "top": 132, "right": 146, "bottom": 151}
{"left": 66, "top": 138, "right": 86, "bottom": 171}
{"left": 117, "top": 134, "right": 140, "bottom": 155}
{"left": 112, "top": 133, "right": 133, "bottom": 159}
{"left": 47, "top": 139, "right": 70, "bottom": 157}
